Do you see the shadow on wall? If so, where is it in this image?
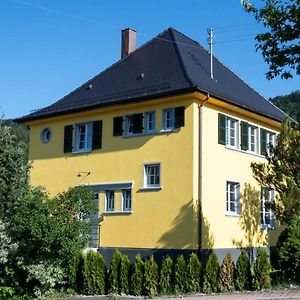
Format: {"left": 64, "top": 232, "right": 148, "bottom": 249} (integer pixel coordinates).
{"left": 201, "top": 213, "right": 215, "bottom": 265}
{"left": 158, "top": 200, "right": 198, "bottom": 251}
{"left": 232, "top": 183, "right": 279, "bottom": 262}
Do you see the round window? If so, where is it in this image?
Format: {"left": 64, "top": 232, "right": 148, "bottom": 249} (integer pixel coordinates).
{"left": 40, "top": 128, "right": 52, "bottom": 144}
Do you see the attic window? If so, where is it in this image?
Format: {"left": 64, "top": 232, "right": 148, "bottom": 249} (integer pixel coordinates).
{"left": 87, "top": 84, "right": 93, "bottom": 90}
{"left": 137, "top": 73, "right": 145, "bottom": 80}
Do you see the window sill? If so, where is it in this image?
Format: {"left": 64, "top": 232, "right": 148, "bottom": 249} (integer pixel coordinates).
{"left": 225, "top": 145, "right": 265, "bottom": 159}
{"left": 139, "top": 186, "right": 162, "bottom": 191}
{"left": 102, "top": 211, "right": 132, "bottom": 215}
{"left": 72, "top": 149, "right": 92, "bottom": 154}
{"left": 225, "top": 213, "right": 240, "bottom": 217}
{"left": 123, "top": 129, "right": 175, "bottom": 138}
{"left": 260, "top": 225, "right": 275, "bottom": 230}
{"left": 159, "top": 129, "right": 175, "bottom": 134}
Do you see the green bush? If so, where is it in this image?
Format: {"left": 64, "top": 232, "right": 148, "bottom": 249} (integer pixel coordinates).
{"left": 159, "top": 256, "right": 173, "bottom": 295}
{"left": 174, "top": 255, "right": 186, "bottom": 294}
{"left": 186, "top": 253, "right": 201, "bottom": 293}
{"left": 235, "top": 251, "right": 252, "bottom": 291}
{"left": 108, "top": 250, "right": 122, "bottom": 294}
{"left": 83, "top": 251, "right": 106, "bottom": 295}
{"left": 119, "top": 254, "right": 131, "bottom": 295}
{"left": 218, "top": 253, "right": 235, "bottom": 292}
{"left": 131, "top": 255, "right": 144, "bottom": 296}
{"left": 70, "top": 251, "right": 85, "bottom": 293}
{"left": 203, "top": 251, "right": 219, "bottom": 294}
{"left": 143, "top": 256, "right": 158, "bottom": 297}
{"left": 253, "top": 248, "right": 271, "bottom": 290}
{"left": 274, "top": 215, "right": 300, "bottom": 283}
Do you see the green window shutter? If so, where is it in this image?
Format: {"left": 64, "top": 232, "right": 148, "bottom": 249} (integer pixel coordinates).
{"left": 132, "top": 113, "right": 144, "bottom": 134}
{"left": 218, "top": 113, "right": 226, "bottom": 145}
{"left": 92, "top": 120, "right": 102, "bottom": 150}
{"left": 174, "top": 106, "right": 185, "bottom": 128}
{"left": 64, "top": 125, "right": 73, "bottom": 153}
{"left": 241, "top": 121, "right": 249, "bottom": 151}
{"left": 260, "top": 128, "right": 267, "bottom": 156}
{"left": 113, "top": 116, "right": 123, "bottom": 136}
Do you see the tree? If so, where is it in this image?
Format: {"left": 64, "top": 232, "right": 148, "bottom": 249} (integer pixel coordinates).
{"left": 273, "top": 215, "right": 300, "bottom": 283}
{"left": 271, "top": 90, "right": 300, "bottom": 120}
{"left": 242, "top": 0, "right": 300, "bottom": 79}
{"left": 251, "top": 121, "right": 300, "bottom": 224}
{"left": 0, "top": 119, "right": 96, "bottom": 296}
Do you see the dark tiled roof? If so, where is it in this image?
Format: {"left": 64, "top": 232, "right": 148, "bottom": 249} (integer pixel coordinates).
{"left": 18, "top": 28, "right": 286, "bottom": 122}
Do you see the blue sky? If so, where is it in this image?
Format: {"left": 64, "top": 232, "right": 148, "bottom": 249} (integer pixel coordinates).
{"left": 1, "top": 0, "right": 300, "bottom": 119}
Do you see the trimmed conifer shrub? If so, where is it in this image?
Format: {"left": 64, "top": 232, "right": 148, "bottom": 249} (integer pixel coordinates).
{"left": 218, "top": 253, "right": 235, "bottom": 292}
{"left": 70, "top": 251, "right": 85, "bottom": 294}
{"left": 235, "top": 251, "right": 252, "bottom": 291}
{"left": 143, "top": 256, "right": 158, "bottom": 297}
{"left": 253, "top": 248, "right": 271, "bottom": 290}
{"left": 131, "top": 255, "right": 144, "bottom": 296}
{"left": 83, "top": 251, "right": 106, "bottom": 295}
{"left": 119, "top": 254, "right": 131, "bottom": 295}
{"left": 203, "top": 251, "right": 219, "bottom": 294}
{"left": 274, "top": 215, "right": 300, "bottom": 283}
{"left": 186, "top": 253, "right": 201, "bottom": 293}
{"left": 159, "top": 256, "right": 173, "bottom": 295}
{"left": 108, "top": 250, "right": 122, "bottom": 294}
{"left": 174, "top": 254, "right": 187, "bottom": 294}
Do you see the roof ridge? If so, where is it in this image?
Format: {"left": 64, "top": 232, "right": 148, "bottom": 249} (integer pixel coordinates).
{"left": 169, "top": 28, "right": 195, "bottom": 87}
{"left": 170, "top": 28, "right": 285, "bottom": 116}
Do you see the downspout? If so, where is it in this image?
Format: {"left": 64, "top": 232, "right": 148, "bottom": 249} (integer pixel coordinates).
{"left": 198, "top": 94, "right": 209, "bottom": 257}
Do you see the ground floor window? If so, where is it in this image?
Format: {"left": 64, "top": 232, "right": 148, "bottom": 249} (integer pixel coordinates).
{"left": 226, "top": 181, "right": 240, "bottom": 215}
{"left": 261, "top": 187, "right": 275, "bottom": 229}
{"left": 105, "top": 190, "right": 115, "bottom": 212}
{"left": 122, "top": 189, "right": 132, "bottom": 211}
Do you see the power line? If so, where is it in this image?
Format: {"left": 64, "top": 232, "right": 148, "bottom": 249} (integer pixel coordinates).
{"left": 8, "top": 0, "right": 259, "bottom": 49}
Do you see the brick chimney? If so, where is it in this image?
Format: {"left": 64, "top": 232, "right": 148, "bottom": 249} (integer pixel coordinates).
{"left": 121, "top": 28, "right": 136, "bottom": 59}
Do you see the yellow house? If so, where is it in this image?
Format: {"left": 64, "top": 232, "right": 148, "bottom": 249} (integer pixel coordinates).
{"left": 18, "top": 28, "right": 286, "bottom": 262}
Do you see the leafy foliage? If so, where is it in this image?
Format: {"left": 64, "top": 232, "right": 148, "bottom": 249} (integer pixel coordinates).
{"left": 242, "top": 0, "right": 300, "bottom": 79}
{"left": 70, "top": 252, "right": 85, "bottom": 294}
{"left": 174, "top": 255, "right": 186, "bottom": 294}
{"left": 186, "top": 253, "right": 201, "bottom": 293}
{"left": 119, "top": 253, "right": 130, "bottom": 295}
{"left": 159, "top": 256, "right": 173, "bottom": 295}
{"left": 273, "top": 215, "right": 300, "bottom": 283}
{"left": 218, "top": 253, "right": 235, "bottom": 292}
{"left": 0, "top": 119, "right": 96, "bottom": 297}
{"left": 251, "top": 121, "right": 300, "bottom": 224}
{"left": 235, "top": 251, "right": 252, "bottom": 291}
{"left": 253, "top": 248, "right": 271, "bottom": 290}
{"left": 83, "top": 251, "right": 106, "bottom": 295}
{"left": 0, "top": 121, "right": 29, "bottom": 221}
{"left": 143, "top": 256, "right": 158, "bottom": 297}
{"left": 130, "top": 255, "right": 144, "bottom": 296}
{"left": 203, "top": 251, "right": 219, "bottom": 294}
{"left": 271, "top": 90, "right": 300, "bottom": 120}
{"left": 108, "top": 250, "right": 122, "bottom": 294}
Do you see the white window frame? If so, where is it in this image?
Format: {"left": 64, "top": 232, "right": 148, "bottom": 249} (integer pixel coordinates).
{"left": 74, "top": 122, "right": 92, "bottom": 152}
{"left": 266, "top": 131, "right": 276, "bottom": 156}
{"left": 105, "top": 190, "right": 115, "bottom": 212}
{"left": 145, "top": 111, "right": 156, "bottom": 133}
{"left": 261, "top": 188, "right": 275, "bottom": 229}
{"left": 163, "top": 108, "right": 175, "bottom": 130}
{"left": 225, "top": 117, "right": 239, "bottom": 149}
{"left": 248, "top": 125, "right": 258, "bottom": 154}
{"left": 143, "top": 163, "right": 161, "bottom": 188}
{"left": 226, "top": 181, "right": 240, "bottom": 216}
{"left": 122, "top": 189, "right": 132, "bottom": 212}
